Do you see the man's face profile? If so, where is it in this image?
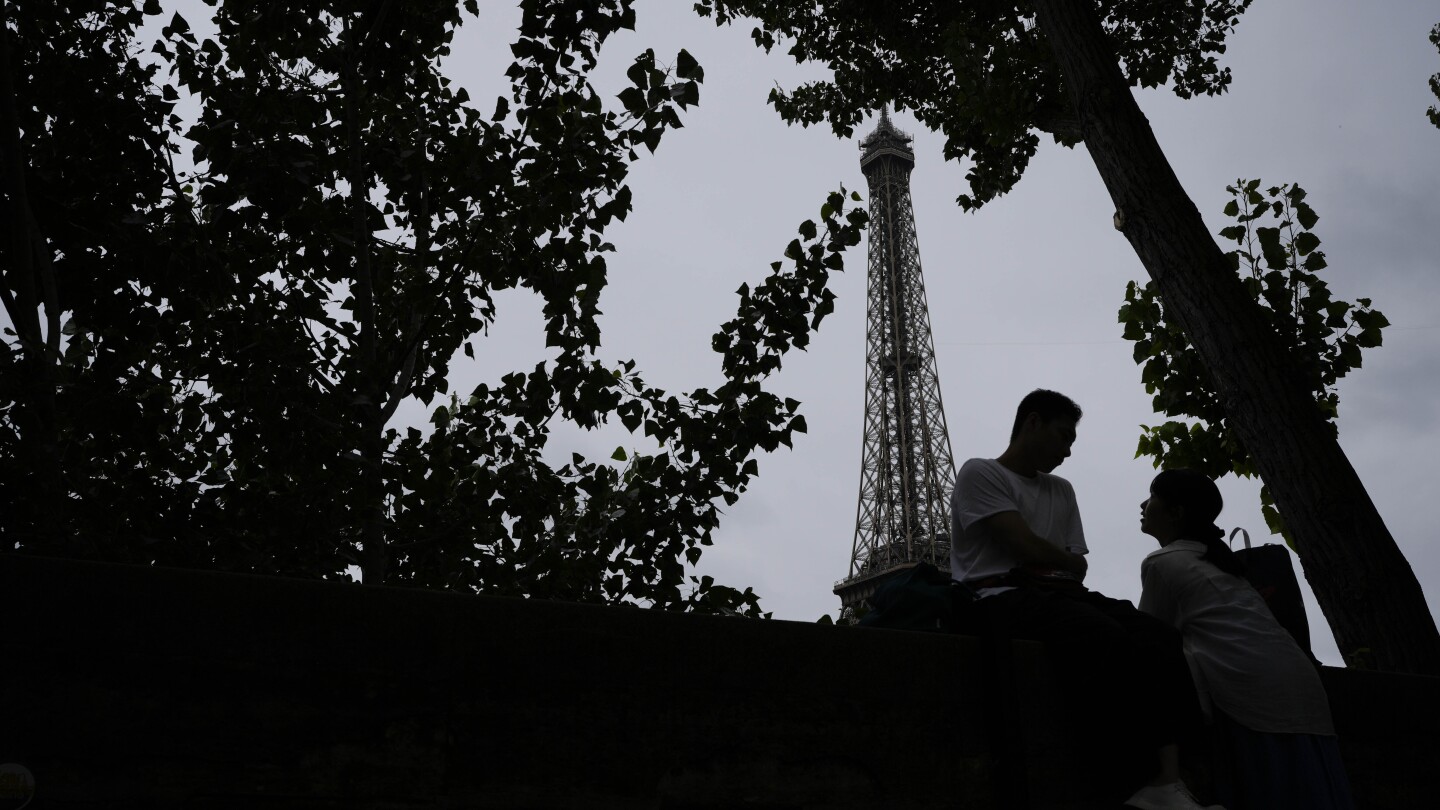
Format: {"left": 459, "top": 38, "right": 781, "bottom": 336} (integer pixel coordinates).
{"left": 1033, "top": 416, "right": 1077, "bottom": 473}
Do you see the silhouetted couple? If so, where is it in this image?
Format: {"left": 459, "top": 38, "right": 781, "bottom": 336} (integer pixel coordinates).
{"left": 951, "top": 389, "right": 1353, "bottom": 810}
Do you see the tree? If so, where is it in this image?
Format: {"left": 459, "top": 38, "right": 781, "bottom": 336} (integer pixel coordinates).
{"left": 1, "top": 0, "right": 212, "bottom": 560}
{"left": 2, "top": 0, "right": 867, "bottom": 615}
{"left": 697, "top": 0, "right": 1440, "bottom": 673}
{"left": 1120, "top": 180, "right": 1388, "bottom": 545}
{"left": 1429, "top": 23, "right": 1439, "bottom": 129}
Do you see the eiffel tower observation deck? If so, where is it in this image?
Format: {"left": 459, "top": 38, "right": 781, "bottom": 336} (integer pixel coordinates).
{"left": 834, "top": 110, "right": 957, "bottom": 618}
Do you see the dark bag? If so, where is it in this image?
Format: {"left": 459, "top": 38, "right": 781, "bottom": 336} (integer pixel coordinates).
{"left": 1002, "top": 565, "right": 1087, "bottom": 592}
{"left": 1230, "top": 528, "right": 1319, "bottom": 664}
{"left": 857, "top": 562, "right": 969, "bottom": 633}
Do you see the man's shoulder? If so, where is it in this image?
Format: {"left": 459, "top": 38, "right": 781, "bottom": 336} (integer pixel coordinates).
{"left": 957, "top": 458, "right": 1009, "bottom": 486}
{"left": 958, "top": 459, "right": 1074, "bottom": 497}
{"left": 1036, "top": 470, "right": 1076, "bottom": 493}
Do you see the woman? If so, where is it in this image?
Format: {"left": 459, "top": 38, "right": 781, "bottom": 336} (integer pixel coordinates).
{"left": 1137, "top": 469, "right": 1354, "bottom": 810}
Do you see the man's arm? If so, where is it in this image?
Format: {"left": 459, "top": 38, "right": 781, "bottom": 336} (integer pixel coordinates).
{"left": 973, "top": 511, "right": 1088, "bottom": 578}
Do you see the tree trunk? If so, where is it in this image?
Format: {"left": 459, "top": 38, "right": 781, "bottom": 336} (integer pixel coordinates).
{"left": 1030, "top": 0, "right": 1440, "bottom": 674}
{"left": 0, "top": 10, "right": 66, "bottom": 553}
{"left": 344, "top": 27, "right": 387, "bottom": 587}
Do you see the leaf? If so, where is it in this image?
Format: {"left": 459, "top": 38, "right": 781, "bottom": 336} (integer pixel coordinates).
{"left": 675, "top": 49, "right": 703, "bottom": 81}
{"left": 1295, "top": 202, "right": 1319, "bottom": 230}
{"left": 626, "top": 59, "right": 649, "bottom": 89}
{"left": 672, "top": 81, "right": 700, "bottom": 107}
{"left": 1338, "top": 340, "right": 1362, "bottom": 368}
{"left": 1294, "top": 231, "right": 1320, "bottom": 256}
{"left": 611, "top": 446, "right": 628, "bottom": 461}
{"left": 1255, "top": 227, "right": 1288, "bottom": 269}
{"left": 617, "top": 86, "right": 645, "bottom": 113}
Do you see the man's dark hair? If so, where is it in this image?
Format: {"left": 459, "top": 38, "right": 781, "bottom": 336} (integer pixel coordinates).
{"left": 1010, "top": 389, "right": 1083, "bottom": 442}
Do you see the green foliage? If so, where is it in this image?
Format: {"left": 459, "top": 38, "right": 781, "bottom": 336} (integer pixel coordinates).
{"left": 1, "top": 0, "right": 867, "bottom": 617}
{"left": 1118, "top": 180, "right": 1387, "bottom": 538}
{"left": 694, "top": 0, "right": 1251, "bottom": 209}
{"left": 388, "top": 188, "right": 864, "bottom": 611}
{"left": 1429, "top": 23, "right": 1440, "bottom": 129}
{"left": 0, "top": 0, "right": 207, "bottom": 558}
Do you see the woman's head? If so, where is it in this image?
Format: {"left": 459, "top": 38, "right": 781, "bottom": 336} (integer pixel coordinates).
{"left": 1143, "top": 468, "right": 1224, "bottom": 543}
{"left": 1144, "top": 468, "right": 1246, "bottom": 577}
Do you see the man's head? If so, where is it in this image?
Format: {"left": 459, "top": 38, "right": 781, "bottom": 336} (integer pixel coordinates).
{"left": 1008, "top": 389, "right": 1082, "bottom": 473}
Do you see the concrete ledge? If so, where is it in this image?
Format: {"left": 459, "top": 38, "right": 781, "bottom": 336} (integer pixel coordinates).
{"left": 1, "top": 554, "right": 1435, "bottom": 809}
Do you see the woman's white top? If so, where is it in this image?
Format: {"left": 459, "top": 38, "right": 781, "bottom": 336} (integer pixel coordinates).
{"left": 1139, "top": 540, "right": 1334, "bottom": 736}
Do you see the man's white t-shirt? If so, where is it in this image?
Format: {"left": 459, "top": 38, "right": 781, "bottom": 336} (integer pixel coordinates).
{"left": 949, "top": 457, "right": 1087, "bottom": 584}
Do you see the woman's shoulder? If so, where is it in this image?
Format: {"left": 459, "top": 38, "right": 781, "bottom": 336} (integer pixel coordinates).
{"left": 1143, "top": 540, "right": 1207, "bottom": 568}
{"left": 1141, "top": 541, "right": 1215, "bottom": 588}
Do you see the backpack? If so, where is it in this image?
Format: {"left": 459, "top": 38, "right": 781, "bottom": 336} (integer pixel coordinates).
{"left": 856, "top": 562, "right": 970, "bottom": 633}
{"left": 1230, "top": 528, "right": 1319, "bottom": 664}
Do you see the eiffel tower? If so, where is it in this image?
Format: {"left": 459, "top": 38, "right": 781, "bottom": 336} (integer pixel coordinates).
{"left": 834, "top": 110, "right": 957, "bottom": 617}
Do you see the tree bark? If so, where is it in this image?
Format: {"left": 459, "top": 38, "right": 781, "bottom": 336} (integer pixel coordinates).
{"left": 1030, "top": 0, "right": 1440, "bottom": 674}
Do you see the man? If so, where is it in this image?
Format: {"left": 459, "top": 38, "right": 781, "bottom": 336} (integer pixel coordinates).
{"left": 951, "top": 390, "right": 1220, "bottom": 810}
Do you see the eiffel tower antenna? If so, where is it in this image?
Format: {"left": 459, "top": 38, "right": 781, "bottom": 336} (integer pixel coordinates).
{"left": 834, "top": 108, "right": 957, "bottom": 618}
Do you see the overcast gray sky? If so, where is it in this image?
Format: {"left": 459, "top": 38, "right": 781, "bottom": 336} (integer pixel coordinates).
{"left": 433, "top": 0, "right": 1440, "bottom": 666}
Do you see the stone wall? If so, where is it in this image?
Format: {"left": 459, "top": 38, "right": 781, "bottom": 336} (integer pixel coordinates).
{"left": 1, "top": 554, "right": 1434, "bottom": 809}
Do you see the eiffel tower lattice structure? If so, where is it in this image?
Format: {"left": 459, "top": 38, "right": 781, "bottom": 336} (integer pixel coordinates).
{"left": 834, "top": 110, "right": 957, "bottom": 619}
